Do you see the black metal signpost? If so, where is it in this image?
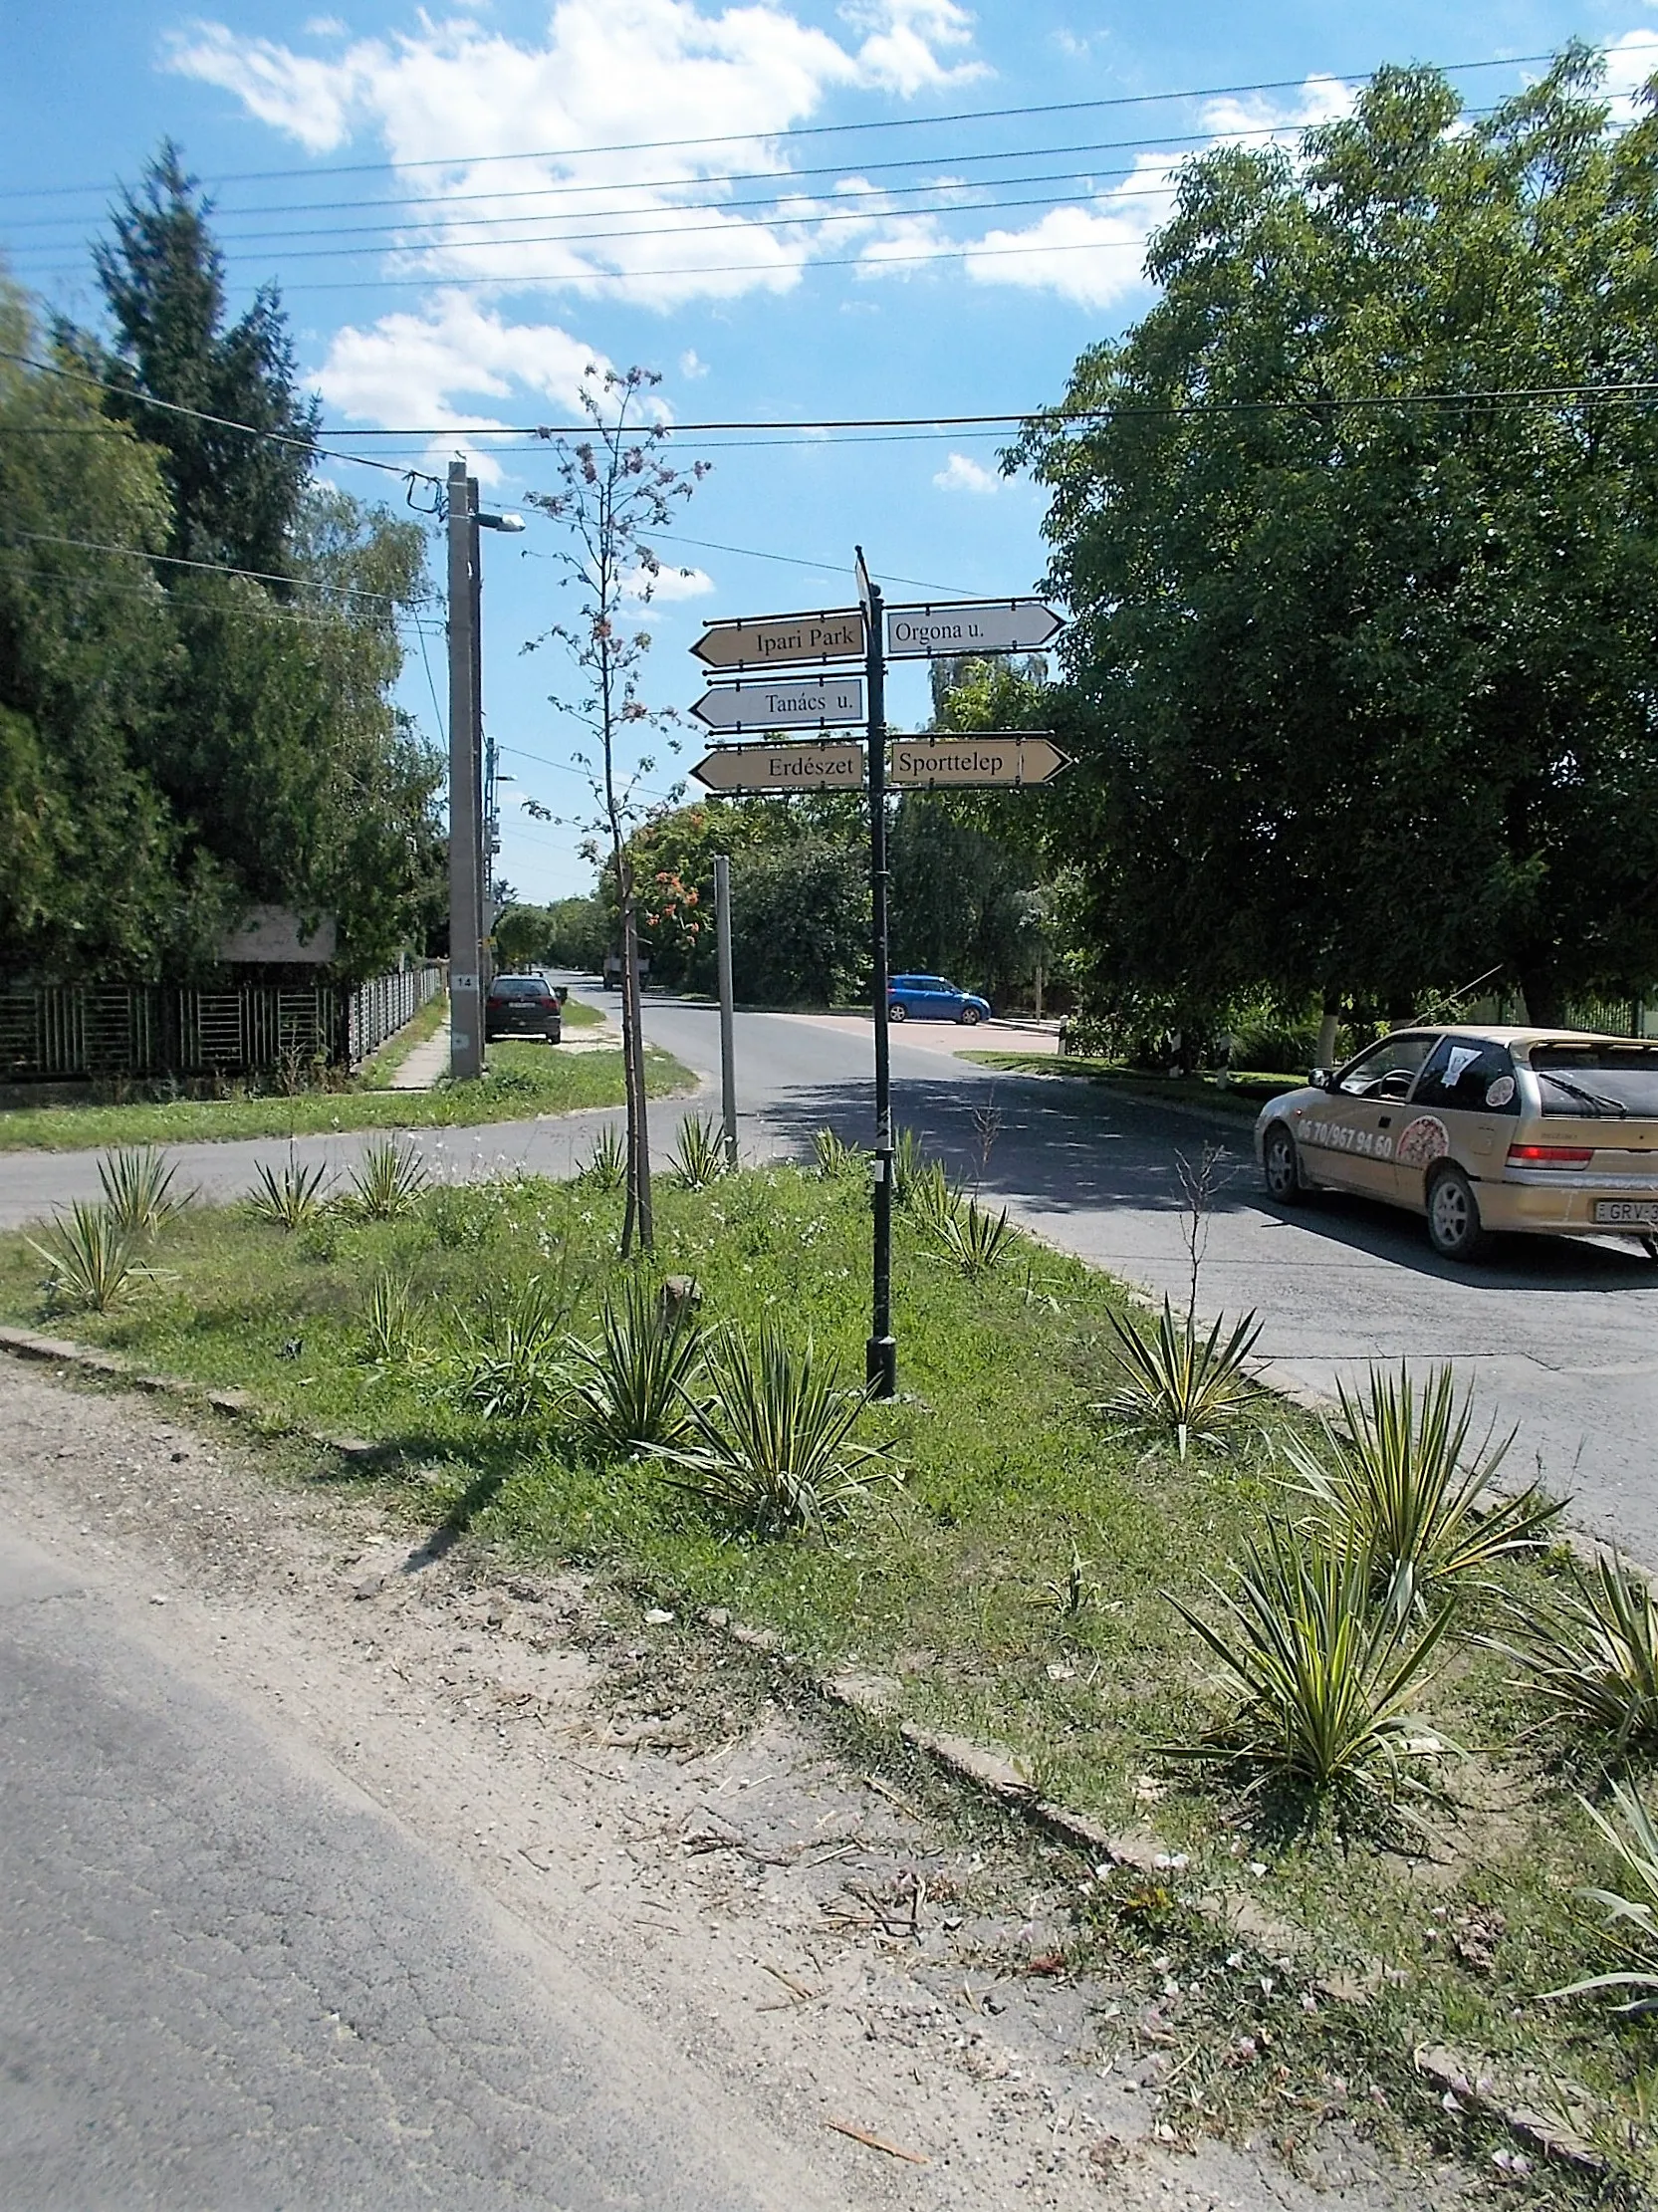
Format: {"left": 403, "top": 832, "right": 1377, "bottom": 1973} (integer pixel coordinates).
{"left": 689, "top": 564, "right": 1066, "bottom": 1403}
{"left": 855, "top": 549, "right": 897, "bottom": 1397}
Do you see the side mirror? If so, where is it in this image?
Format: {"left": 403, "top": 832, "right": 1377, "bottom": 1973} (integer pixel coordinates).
{"left": 1309, "top": 1068, "right": 1339, "bottom": 1093}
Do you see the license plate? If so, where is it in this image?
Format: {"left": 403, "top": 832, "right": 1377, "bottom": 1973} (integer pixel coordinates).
{"left": 1594, "top": 1200, "right": 1658, "bottom": 1225}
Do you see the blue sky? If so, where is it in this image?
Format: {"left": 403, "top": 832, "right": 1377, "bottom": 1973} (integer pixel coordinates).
{"left": 5, "top": 0, "right": 1657, "bottom": 900}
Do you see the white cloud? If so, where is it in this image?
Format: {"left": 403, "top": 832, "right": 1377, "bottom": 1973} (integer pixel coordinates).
{"left": 1603, "top": 29, "right": 1658, "bottom": 115}
{"left": 932, "top": 451, "right": 999, "bottom": 493}
{"left": 839, "top": 0, "right": 985, "bottom": 96}
{"left": 314, "top": 298, "right": 608, "bottom": 480}
{"left": 621, "top": 561, "right": 716, "bottom": 601}
{"left": 165, "top": 0, "right": 990, "bottom": 308}
{"left": 945, "top": 77, "right": 1352, "bottom": 311}
{"left": 678, "top": 349, "right": 709, "bottom": 379}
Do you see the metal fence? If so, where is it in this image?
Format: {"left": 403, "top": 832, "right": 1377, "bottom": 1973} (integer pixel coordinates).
{"left": 0, "top": 963, "right": 445, "bottom": 1086}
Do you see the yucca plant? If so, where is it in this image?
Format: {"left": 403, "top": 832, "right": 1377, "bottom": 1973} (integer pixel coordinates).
{"left": 930, "top": 1193, "right": 1016, "bottom": 1277}
{"left": 348, "top": 1135, "right": 427, "bottom": 1219}
{"left": 669, "top": 1112, "right": 730, "bottom": 1190}
{"left": 1546, "top": 1782, "right": 1658, "bottom": 2014}
{"left": 812, "top": 1126, "right": 861, "bottom": 1180}
{"left": 98, "top": 1146, "right": 184, "bottom": 1237}
{"left": 1095, "top": 1298, "right": 1264, "bottom": 1459}
{"left": 246, "top": 1145, "right": 332, "bottom": 1230}
{"left": 29, "top": 1202, "right": 150, "bottom": 1314}
{"left": 1493, "top": 1554, "right": 1658, "bottom": 1758}
{"left": 1167, "top": 1524, "right": 1455, "bottom": 1815}
{"left": 1285, "top": 1363, "right": 1559, "bottom": 1620}
{"left": 666, "top": 1326, "right": 899, "bottom": 1538}
{"left": 567, "top": 1272, "right": 703, "bottom": 1455}
{"left": 358, "top": 1270, "right": 423, "bottom": 1369}
{"left": 456, "top": 1273, "right": 568, "bottom": 1419}
{"left": 892, "top": 1125, "right": 927, "bottom": 1206}
{"left": 578, "top": 1125, "right": 627, "bottom": 1192}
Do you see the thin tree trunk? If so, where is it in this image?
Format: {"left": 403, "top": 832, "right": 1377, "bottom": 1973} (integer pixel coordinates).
{"left": 623, "top": 895, "right": 652, "bottom": 1254}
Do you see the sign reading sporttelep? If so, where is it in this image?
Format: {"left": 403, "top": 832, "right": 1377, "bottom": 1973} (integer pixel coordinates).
{"left": 887, "top": 735, "right": 1070, "bottom": 787}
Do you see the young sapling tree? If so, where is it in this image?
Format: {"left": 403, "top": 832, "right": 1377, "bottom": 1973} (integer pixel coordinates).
{"left": 522, "top": 368, "right": 707, "bottom": 1255}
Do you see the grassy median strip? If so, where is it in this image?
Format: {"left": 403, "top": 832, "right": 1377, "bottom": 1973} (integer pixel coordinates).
{"left": 963, "top": 1053, "right": 1302, "bottom": 1118}
{"left": 0, "top": 1037, "right": 690, "bottom": 1152}
{"left": 0, "top": 1159, "right": 1648, "bottom": 2185}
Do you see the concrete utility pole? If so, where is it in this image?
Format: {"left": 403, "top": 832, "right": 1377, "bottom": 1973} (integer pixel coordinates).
{"left": 447, "top": 461, "right": 484, "bottom": 1082}
{"left": 446, "top": 462, "right": 525, "bottom": 1082}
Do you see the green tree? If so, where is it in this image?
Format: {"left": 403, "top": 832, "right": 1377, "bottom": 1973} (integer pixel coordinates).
{"left": 1016, "top": 49, "right": 1658, "bottom": 1028}
{"left": 64, "top": 142, "right": 318, "bottom": 576}
{"left": 0, "top": 285, "right": 213, "bottom": 978}
{"left": 729, "top": 837, "right": 868, "bottom": 1006}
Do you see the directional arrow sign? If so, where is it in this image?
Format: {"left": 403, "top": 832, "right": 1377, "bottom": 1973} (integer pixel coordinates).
{"left": 692, "top": 608, "right": 865, "bottom": 671}
{"left": 887, "top": 734, "right": 1070, "bottom": 788}
{"left": 885, "top": 600, "right": 1065, "bottom": 659}
{"left": 691, "top": 741, "right": 865, "bottom": 794}
{"left": 692, "top": 674, "right": 864, "bottom": 731}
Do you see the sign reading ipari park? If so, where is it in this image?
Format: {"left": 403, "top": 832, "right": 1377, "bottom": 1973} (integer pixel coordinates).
{"left": 691, "top": 609, "right": 865, "bottom": 672}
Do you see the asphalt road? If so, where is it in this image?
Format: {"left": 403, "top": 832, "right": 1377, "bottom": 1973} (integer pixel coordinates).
{"left": 0, "top": 1514, "right": 852, "bottom": 2212}
{"left": 633, "top": 995, "right": 1658, "bottom": 1562}
{"left": 2, "top": 984, "right": 1654, "bottom": 1555}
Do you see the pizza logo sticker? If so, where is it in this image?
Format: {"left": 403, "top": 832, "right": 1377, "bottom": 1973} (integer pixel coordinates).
{"left": 1396, "top": 1114, "right": 1452, "bottom": 1169}
{"left": 1485, "top": 1075, "right": 1516, "bottom": 1107}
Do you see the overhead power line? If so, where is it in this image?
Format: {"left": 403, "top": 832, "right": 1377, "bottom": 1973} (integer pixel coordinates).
{"left": 6, "top": 526, "right": 437, "bottom": 605}
{"left": 0, "top": 344, "right": 441, "bottom": 485}
{"left": 0, "top": 50, "right": 1567, "bottom": 201}
{"left": 3, "top": 108, "right": 1514, "bottom": 251}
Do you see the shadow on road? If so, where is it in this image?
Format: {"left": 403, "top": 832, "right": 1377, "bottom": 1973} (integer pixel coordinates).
{"left": 763, "top": 1069, "right": 1658, "bottom": 1296}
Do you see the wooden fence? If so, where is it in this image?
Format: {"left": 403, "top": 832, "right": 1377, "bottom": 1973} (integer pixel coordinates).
{"left": 0, "top": 963, "right": 445, "bottom": 1086}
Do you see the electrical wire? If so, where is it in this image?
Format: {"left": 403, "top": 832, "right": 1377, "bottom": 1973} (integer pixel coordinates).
{"left": 6, "top": 526, "right": 437, "bottom": 606}
{"left": 0, "top": 50, "right": 1564, "bottom": 199}
{"left": 0, "top": 552, "right": 444, "bottom": 632}
{"left": 2, "top": 113, "right": 1507, "bottom": 237}
{"left": 0, "top": 344, "right": 441, "bottom": 485}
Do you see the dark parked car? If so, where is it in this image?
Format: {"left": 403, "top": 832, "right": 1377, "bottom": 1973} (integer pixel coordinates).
{"left": 887, "top": 973, "right": 992, "bottom": 1025}
{"left": 484, "top": 974, "right": 564, "bottom": 1043}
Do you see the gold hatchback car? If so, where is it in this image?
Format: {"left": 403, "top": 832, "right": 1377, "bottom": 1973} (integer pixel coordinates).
{"left": 1255, "top": 1026, "right": 1658, "bottom": 1262}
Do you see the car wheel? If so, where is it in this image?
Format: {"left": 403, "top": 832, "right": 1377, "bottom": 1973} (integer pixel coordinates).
{"left": 1262, "top": 1122, "right": 1306, "bottom": 1204}
{"left": 959, "top": 1005, "right": 982, "bottom": 1026}
{"left": 1426, "top": 1164, "right": 1487, "bottom": 1262}
{"left": 1642, "top": 1235, "right": 1658, "bottom": 1263}
{"left": 888, "top": 1002, "right": 907, "bottom": 1022}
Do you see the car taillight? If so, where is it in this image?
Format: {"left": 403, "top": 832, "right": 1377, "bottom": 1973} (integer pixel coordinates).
{"left": 539, "top": 997, "right": 556, "bottom": 1010}
{"left": 1508, "top": 1143, "right": 1593, "bottom": 1166}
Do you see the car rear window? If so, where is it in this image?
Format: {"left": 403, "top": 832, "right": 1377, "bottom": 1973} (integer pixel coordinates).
{"left": 1412, "top": 1036, "right": 1520, "bottom": 1114}
{"left": 1531, "top": 1042, "right": 1658, "bottom": 1117}
{"left": 493, "top": 977, "right": 547, "bottom": 998}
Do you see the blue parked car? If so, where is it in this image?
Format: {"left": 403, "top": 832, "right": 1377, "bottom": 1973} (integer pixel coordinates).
{"left": 888, "top": 974, "right": 992, "bottom": 1026}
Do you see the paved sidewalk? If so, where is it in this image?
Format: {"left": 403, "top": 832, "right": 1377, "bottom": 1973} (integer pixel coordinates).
{"left": 386, "top": 1022, "right": 450, "bottom": 1090}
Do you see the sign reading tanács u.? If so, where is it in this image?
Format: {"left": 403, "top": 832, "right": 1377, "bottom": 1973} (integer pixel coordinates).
{"left": 691, "top": 674, "right": 864, "bottom": 732}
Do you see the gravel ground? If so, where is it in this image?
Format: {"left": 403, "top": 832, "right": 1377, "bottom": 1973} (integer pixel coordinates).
{"left": 0, "top": 1357, "right": 1487, "bottom": 2211}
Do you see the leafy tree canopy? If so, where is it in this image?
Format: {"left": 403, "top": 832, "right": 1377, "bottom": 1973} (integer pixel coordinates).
{"left": 1016, "top": 47, "right": 1658, "bottom": 1028}
{"left": 61, "top": 142, "right": 319, "bottom": 577}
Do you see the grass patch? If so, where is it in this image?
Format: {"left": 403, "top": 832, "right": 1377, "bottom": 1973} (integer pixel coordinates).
{"left": 963, "top": 1053, "right": 1303, "bottom": 1117}
{"left": 0, "top": 1039, "right": 693, "bottom": 1152}
{"left": 0, "top": 1165, "right": 1650, "bottom": 2183}
{"left": 560, "top": 992, "right": 605, "bottom": 1030}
